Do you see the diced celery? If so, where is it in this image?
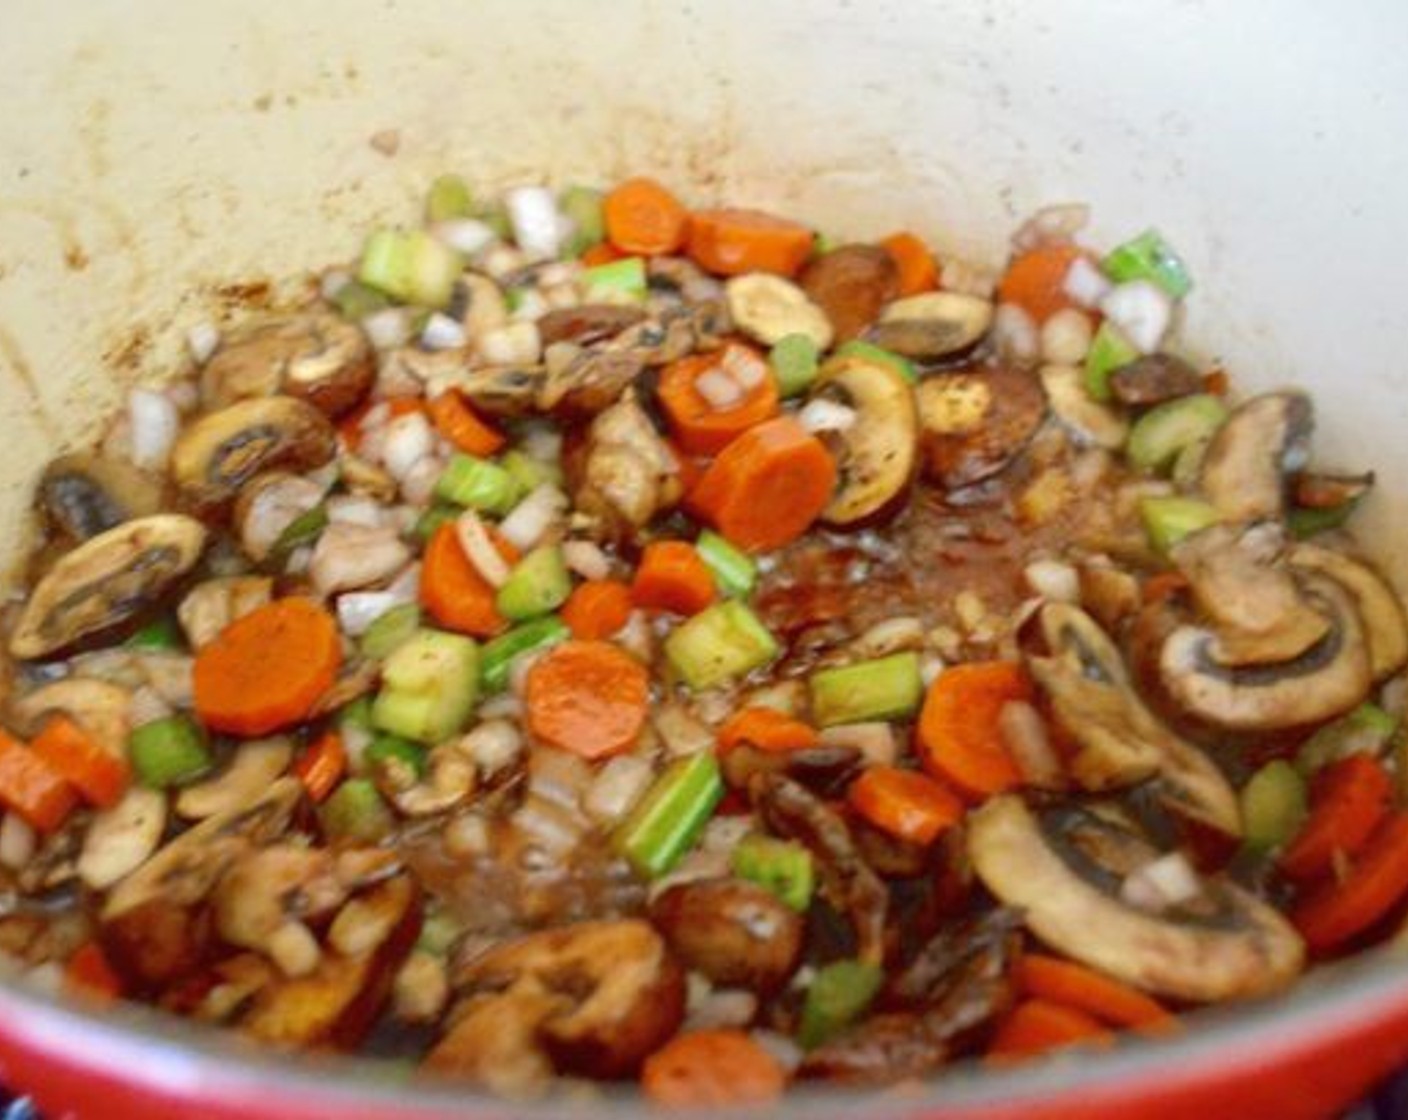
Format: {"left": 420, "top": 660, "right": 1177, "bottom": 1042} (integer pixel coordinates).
{"left": 810, "top": 652, "right": 923, "bottom": 727}
{"left": 1103, "top": 229, "right": 1192, "bottom": 299}
{"left": 480, "top": 615, "right": 570, "bottom": 693}
{"left": 581, "top": 257, "right": 647, "bottom": 304}
{"left": 1241, "top": 760, "right": 1308, "bottom": 854}
{"left": 833, "top": 339, "right": 917, "bottom": 384}
{"left": 124, "top": 615, "right": 183, "bottom": 652}
{"left": 1171, "top": 436, "right": 1212, "bottom": 490}
{"left": 799, "top": 960, "right": 883, "bottom": 1049}
{"left": 359, "top": 603, "right": 422, "bottom": 661}
{"left": 320, "top": 779, "right": 394, "bottom": 844}
{"left": 435, "top": 454, "right": 519, "bottom": 514}
{"left": 1139, "top": 496, "right": 1219, "bottom": 554}
{"left": 372, "top": 629, "right": 479, "bottom": 744}
{"left": 475, "top": 201, "right": 513, "bottom": 242}
{"left": 664, "top": 601, "right": 780, "bottom": 690}
{"left": 769, "top": 334, "right": 821, "bottom": 398}
{"left": 1126, "top": 394, "right": 1229, "bottom": 474}
{"left": 559, "top": 185, "right": 606, "bottom": 257}
{"left": 330, "top": 279, "right": 391, "bottom": 321}
{"left": 416, "top": 910, "right": 461, "bottom": 955}
{"left": 1084, "top": 321, "right": 1140, "bottom": 402}
{"left": 366, "top": 734, "right": 428, "bottom": 780}
{"left": 1296, "top": 703, "right": 1398, "bottom": 776}
{"left": 1289, "top": 494, "right": 1369, "bottom": 540}
{"left": 414, "top": 504, "right": 460, "bottom": 543}
{"left": 812, "top": 231, "right": 839, "bottom": 257}
{"left": 731, "top": 833, "right": 815, "bottom": 912}
{"left": 338, "top": 694, "right": 375, "bottom": 733}
{"left": 501, "top": 449, "right": 563, "bottom": 493}
{"left": 129, "top": 716, "right": 211, "bottom": 789}
{"left": 269, "top": 504, "right": 328, "bottom": 564}
{"left": 426, "top": 174, "right": 474, "bottom": 223}
{"left": 614, "top": 752, "right": 723, "bottom": 878}
{"left": 496, "top": 546, "right": 571, "bottom": 621}
{"left": 358, "top": 229, "right": 463, "bottom": 310}
{"left": 696, "top": 530, "right": 757, "bottom": 599}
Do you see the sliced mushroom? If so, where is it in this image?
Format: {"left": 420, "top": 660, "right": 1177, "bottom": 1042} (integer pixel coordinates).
{"left": 1030, "top": 602, "right": 1241, "bottom": 835}
{"left": 1160, "top": 573, "right": 1373, "bottom": 730}
{"left": 232, "top": 472, "right": 327, "bottom": 563}
{"left": 176, "top": 738, "right": 294, "bottom": 820}
{"left": 916, "top": 365, "right": 1046, "bottom": 489}
{"left": 77, "top": 787, "right": 167, "bottom": 891}
{"left": 10, "top": 514, "right": 208, "bottom": 660}
{"left": 649, "top": 878, "right": 803, "bottom": 994}
{"left": 1199, "top": 391, "right": 1312, "bottom": 522}
{"left": 538, "top": 344, "right": 645, "bottom": 418}
{"left": 868, "top": 291, "right": 993, "bottom": 363}
{"left": 456, "top": 273, "right": 510, "bottom": 342}
{"left": 574, "top": 390, "right": 684, "bottom": 530}
{"left": 812, "top": 354, "right": 918, "bottom": 527}
{"left": 1039, "top": 364, "right": 1129, "bottom": 450}
{"left": 380, "top": 347, "right": 544, "bottom": 418}
{"left": 177, "top": 576, "right": 274, "bottom": 649}
{"left": 538, "top": 304, "right": 646, "bottom": 348}
{"left": 202, "top": 311, "right": 374, "bottom": 418}
{"left": 385, "top": 744, "right": 476, "bottom": 817}
{"left": 308, "top": 522, "right": 411, "bottom": 595}
{"left": 213, "top": 844, "right": 350, "bottom": 966}
{"left": 1291, "top": 543, "right": 1408, "bottom": 680}
{"left": 969, "top": 796, "right": 1304, "bottom": 1001}
{"left": 428, "top": 919, "right": 685, "bottom": 1090}
{"left": 11, "top": 677, "right": 131, "bottom": 756}
{"left": 1108, "top": 353, "right": 1203, "bottom": 407}
{"left": 171, "top": 396, "right": 336, "bottom": 510}
{"left": 725, "top": 273, "right": 834, "bottom": 350}
{"left": 799, "top": 244, "right": 899, "bottom": 343}
{"left": 37, "top": 453, "right": 163, "bottom": 542}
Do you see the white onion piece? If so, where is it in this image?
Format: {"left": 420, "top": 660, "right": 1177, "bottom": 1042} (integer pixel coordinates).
{"left": 563, "top": 539, "right": 611, "bottom": 582}
{"left": 433, "top": 218, "right": 497, "bottom": 256}
{"left": 1023, "top": 558, "right": 1081, "bottom": 603}
{"left": 310, "top": 522, "right": 411, "bottom": 595}
{"left": 337, "top": 591, "right": 402, "bottom": 637}
{"left": 477, "top": 321, "right": 542, "bottom": 365}
{"left": 320, "top": 268, "right": 352, "bottom": 302}
{"left": 129, "top": 686, "right": 173, "bottom": 728}
{"left": 510, "top": 289, "right": 550, "bottom": 323}
{"left": 499, "top": 484, "right": 568, "bottom": 552}
{"left": 1062, "top": 256, "right": 1113, "bottom": 308}
{"left": 455, "top": 510, "right": 511, "bottom": 588}
{"left": 0, "top": 814, "right": 36, "bottom": 871}
{"left": 694, "top": 368, "right": 745, "bottom": 411}
{"left": 363, "top": 308, "right": 413, "bottom": 350}
{"left": 385, "top": 562, "right": 421, "bottom": 603}
{"left": 853, "top": 617, "right": 925, "bottom": 659}
{"left": 817, "top": 722, "right": 897, "bottom": 767}
{"left": 584, "top": 755, "right": 653, "bottom": 824}
{"left": 1039, "top": 308, "right": 1094, "bottom": 365}
{"left": 186, "top": 321, "right": 221, "bottom": 365}
{"left": 1121, "top": 852, "right": 1203, "bottom": 914}
{"left": 654, "top": 702, "right": 714, "bottom": 757}
{"left": 399, "top": 454, "right": 445, "bottom": 507}
{"left": 519, "top": 424, "right": 563, "bottom": 463}
{"left": 722, "top": 345, "right": 768, "bottom": 389}
{"left": 798, "top": 397, "right": 857, "bottom": 434}
{"left": 421, "top": 312, "right": 467, "bottom": 351}
{"left": 476, "top": 693, "right": 523, "bottom": 721}
{"left": 382, "top": 412, "right": 436, "bottom": 481}
{"left": 127, "top": 388, "right": 179, "bottom": 471}
{"left": 1012, "top": 202, "right": 1090, "bottom": 252}
{"left": 326, "top": 495, "right": 385, "bottom": 528}
{"left": 998, "top": 700, "right": 1062, "bottom": 788}
{"left": 505, "top": 185, "right": 565, "bottom": 260}
{"left": 992, "top": 303, "right": 1040, "bottom": 368}
{"left": 460, "top": 719, "right": 523, "bottom": 777}
{"left": 1099, "top": 280, "right": 1173, "bottom": 354}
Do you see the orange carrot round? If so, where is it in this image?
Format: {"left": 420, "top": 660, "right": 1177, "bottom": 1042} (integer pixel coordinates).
{"left": 880, "top": 232, "right": 940, "bottom": 296}
{"left": 848, "top": 765, "right": 965, "bottom": 846}
{"left": 0, "top": 730, "right": 77, "bottom": 833}
{"left": 604, "top": 177, "right": 690, "bottom": 256}
{"left": 420, "top": 522, "right": 517, "bottom": 639}
{"left": 580, "top": 241, "right": 628, "bottom": 268}
{"left": 31, "top": 715, "right": 129, "bottom": 809}
{"left": 687, "top": 208, "right": 815, "bottom": 277}
{"left": 987, "top": 999, "right": 1113, "bottom": 1060}
{"left": 657, "top": 343, "right": 780, "bottom": 455}
{"left": 641, "top": 1029, "right": 787, "bottom": 1107}
{"left": 561, "top": 579, "right": 635, "bottom": 640}
{"left": 717, "top": 707, "right": 819, "bottom": 755}
{"left": 525, "top": 640, "right": 650, "bottom": 760}
{"left": 293, "top": 730, "right": 348, "bottom": 804}
{"left": 1014, "top": 954, "right": 1176, "bottom": 1032}
{"left": 193, "top": 598, "right": 343, "bottom": 737}
{"left": 631, "top": 541, "right": 717, "bottom": 617}
{"left": 916, "top": 661, "right": 1034, "bottom": 800}
{"left": 1292, "top": 811, "right": 1408, "bottom": 953}
{"left": 64, "top": 941, "right": 124, "bottom": 1003}
{"left": 427, "top": 391, "right": 506, "bottom": 457}
{"left": 687, "top": 417, "right": 837, "bottom": 553}
{"left": 1280, "top": 753, "right": 1392, "bottom": 881}
{"left": 996, "top": 243, "right": 1090, "bottom": 323}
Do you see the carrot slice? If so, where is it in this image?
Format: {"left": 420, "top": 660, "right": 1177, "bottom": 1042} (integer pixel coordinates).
{"left": 657, "top": 342, "right": 780, "bottom": 456}
{"left": 631, "top": 541, "right": 717, "bottom": 617}
{"left": 0, "top": 730, "right": 77, "bottom": 833}
{"left": 293, "top": 730, "right": 348, "bottom": 804}
{"left": 916, "top": 661, "right": 1034, "bottom": 800}
{"left": 717, "top": 707, "right": 819, "bottom": 755}
{"left": 420, "top": 522, "right": 518, "bottom": 639}
{"left": 604, "top": 177, "right": 690, "bottom": 256}
{"left": 880, "top": 232, "right": 940, "bottom": 296}
{"left": 581, "top": 241, "right": 628, "bottom": 268}
{"left": 1015, "top": 954, "right": 1176, "bottom": 1032}
{"left": 64, "top": 941, "right": 124, "bottom": 1002}
{"left": 987, "top": 999, "right": 1113, "bottom": 1060}
{"left": 687, "top": 208, "right": 815, "bottom": 278}
{"left": 31, "top": 715, "right": 129, "bottom": 809}
{"left": 561, "top": 579, "right": 635, "bottom": 640}
{"left": 848, "top": 765, "right": 964, "bottom": 846}
{"left": 193, "top": 597, "right": 342, "bottom": 737}
{"left": 997, "top": 243, "right": 1089, "bottom": 323}
{"left": 1292, "top": 811, "right": 1408, "bottom": 953}
{"left": 687, "top": 417, "right": 837, "bottom": 553}
{"left": 641, "top": 1028, "right": 787, "bottom": 1107}
{"left": 427, "top": 391, "right": 506, "bottom": 457}
{"left": 525, "top": 640, "right": 650, "bottom": 760}
{"left": 1280, "top": 753, "right": 1393, "bottom": 881}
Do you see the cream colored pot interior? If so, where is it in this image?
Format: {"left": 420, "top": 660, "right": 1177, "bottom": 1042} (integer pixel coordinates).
{"left": 3, "top": 0, "right": 1408, "bottom": 582}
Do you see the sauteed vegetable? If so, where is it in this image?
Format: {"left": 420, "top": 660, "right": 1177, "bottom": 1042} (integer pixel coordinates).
{"left": 1, "top": 173, "right": 1404, "bottom": 1106}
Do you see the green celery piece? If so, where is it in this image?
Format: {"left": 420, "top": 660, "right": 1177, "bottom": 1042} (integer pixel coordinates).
{"left": 581, "top": 257, "right": 647, "bottom": 304}
{"left": 496, "top": 546, "right": 571, "bottom": 621}
{"left": 810, "top": 652, "right": 923, "bottom": 727}
{"left": 833, "top": 339, "right": 917, "bottom": 384}
{"left": 1126, "top": 394, "right": 1229, "bottom": 474}
{"left": 359, "top": 603, "right": 422, "bottom": 661}
{"left": 1103, "top": 229, "right": 1192, "bottom": 299}
{"left": 269, "top": 504, "right": 328, "bottom": 565}
{"left": 129, "top": 716, "right": 211, "bottom": 789}
{"left": 614, "top": 752, "right": 723, "bottom": 879}
{"left": 435, "top": 453, "right": 519, "bottom": 514}
{"left": 1084, "top": 321, "right": 1140, "bottom": 402}
{"left": 1296, "top": 703, "right": 1398, "bottom": 776}
{"left": 1171, "top": 436, "right": 1212, "bottom": 490}
{"left": 480, "top": 616, "right": 570, "bottom": 693}
{"left": 330, "top": 279, "right": 391, "bottom": 321}
{"left": 124, "top": 615, "right": 183, "bottom": 652}
{"left": 1289, "top": 497, "right": 1367, "bottom": 539}
{"left": 1241, "top": 760, "right": 1308, "bottom": 854}
{"left": 320, "top": 779, "right": 394, "bottom": 844}
{"left": 504, "top": 287, "right": 529, "bottom": 313}
{"left": 559, "top": 185, "right": 606, "bottom": 257}
{"left": 426, "top": 174, "right": 474, "bottom": 223}
{"left": 338, "top": 694, "right": 376, "bottom": 734}
{"left": 366, "top": 734, "right": 428, "bottom": 779}
{"left": 811, "top": 231, "right": 839, "bottom": 257}
{"left": 769, "top": 334, "right": 821, "bottom": 398}
{"left": 372, "top": 628, "right": 479, "bottom": 744}
{"left": 476, "top": 201, "right": 513, "bottom": 242}
{"left": 664, "top": 601, "right": 780, "bottom": 690}
{"left": 502, "top": 448, "right": 564, "bottom": 493}
{"left": 416, "top": 910, "right": 461, "bottom": 955}
{"left": 1139, "top": 496, "right": 1219, "bottom": 555}
{"left": 696, "top": 530, "right": 758, "bottom": 598}
{"left": 799, "top": 960, "right": 883, "bottom": 1049}
{"left": 358, "top": 229, "right": 462, "bottom": 310}
{"left": 414, "top": 504, "right": 460, "bottom": 543}
{"left": 731, "top": 834, "right": 815, "bottom": 912}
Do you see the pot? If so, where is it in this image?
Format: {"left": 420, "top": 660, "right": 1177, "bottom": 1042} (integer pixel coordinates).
{"left": 2, "top": 1, "right": 1408, "bottom": 1116}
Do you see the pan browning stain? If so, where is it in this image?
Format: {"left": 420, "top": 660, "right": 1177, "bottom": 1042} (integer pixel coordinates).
{"left": 0, "top": 326, "right": 59, "bottom": 440}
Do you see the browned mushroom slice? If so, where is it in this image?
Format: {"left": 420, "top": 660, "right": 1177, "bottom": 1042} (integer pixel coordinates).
{"left": 649, "top": 878, "right": 803, "bottom": 994}
{"left": 868, "top": 291, "right": 993, "bottom": 363}
{"left": 38, "top": 453, "right": 164, "bottom": 542}
{"left": 538, "top": 344, "right": 645, "bottom": 417}
{"left": 1108, "top": 353, "right": 1203, "bottom": 407}
{"left": 799, "top": 244, "right": 900, "bottom": 342}
{"left": 916, "top": 365, "right": 1046, "bottom": 489}
{"left": 574, "top": 390, "right": 684, "bottom": 529}
{"left": 537, "top": 304, "right": 646, "bottom": 347}
{"left": 1290, "top": 543, "right": 1408, "bottom": 680}
{"left": 10, "top": 514, "right": 208, "bottom": 660}
{"left": 378, "top": 348, "right": 544, "bottom": 417}
{"left": 171, "top": 396, "right": 335, "bottom": 510}
{"left": 1199, "top": 391, "right": 1312, "bottom": 522}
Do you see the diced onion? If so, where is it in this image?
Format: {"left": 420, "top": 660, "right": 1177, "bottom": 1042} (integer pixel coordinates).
{"left": 1039, "top": 308, "right": 1093, "bottom": 365}
{"left": 127, "top": 388, "right": 179, "bottom": 471}
{"left": 129, "top": 685, "right": 173, "bottom": 728}
{"left": 853, "top": 616, "right": 925, "bottom": 659}
{"left": 320, "top": 268, "right": 352, "bottom": 301}
{"left": 186, "top": 321, "right": 221, "bottom": 365}
{"left": 1121, "top": 852, "right": 1203, "bottom": 913}
{"left": 432, "top": 218, "right": 497, "bottom": 256}
{"left": 694, "top": 368, "right": 745, "bottom": 411}
{"left": 337, "top": 591, "right": 401, "bottom": 637}
{"left": 1023, "top": 558, "right": 1081, "bottom": 603}
{"left": 363, "top": 307, "right": 413, "bottom": 350}
{"left": 817, "top": 722, "right": 897, "bottom": 766}
{"left": 721, "top": 345, "right": 767, "bottom": 389}
{"left": 499, "top": 484, "right": 568, "bottom": 552}
{"left": 998, "top": 700, "right": 1062, "bottom": 788}
{"left": 563, "top": 539, "right": 610, "bottom": 582}
{"left": 1099, "top": 280, "right": 1173, "bottom": 354}
{"left": 0, "top": 814, "right": 36, "bottom": 871}
{"left": 505, "top": 185, "right": 565, "bottom": 260}
{"left": 519, "top": 424, "right": 563, "bottom": 463}
{"left": 510, "top": 289, "right": 550, "bottom": 322}
{"left": 326, "top": 495, "right": 386, "bottom": 528}
{"left": 584, "top": 755, "right": 654, "bottom": 823}
{"left": 382, "top": 412, "right": 436, "bottom": 481}
{"left": 1062, "top": 256, "right": 1112, "bottom": 308}
{"left": 1013, "top": 203, "right": 1090, "bottom": 253}
{"left": 477, "top": 321, "right": 542, "bottom": 365}
{"left": 399, "top": 454, "right": 445, "bottom": 507}
{"left": 310, "top": 523, "right": 410, "bottom": 595}
{"left": 460, "top": 719, "right": 522, "bottom": 776}
{"left": 798, "top": 397, "right": 857, "bottom": 434}
{"left": 654, "top": 702, "right": 714, "bottom": 757}
{"left": 455, "top": 510, "right": 511, "bottom": 588}
{"left": 992, "top": 303, "right": 1040, "bottom": 367}
{"left": 421, "top": 312, "right": 467, "bottom": 351}
{"left": 385, "top": 562, "right": 421, "bottom": 603}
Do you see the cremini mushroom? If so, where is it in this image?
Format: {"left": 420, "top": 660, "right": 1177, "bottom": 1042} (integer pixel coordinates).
{"left": 649, "top": 878, "right": 804, "bottom": 994}
{"left": 916, "top": 365, "right": 1047, "bottom": 489}
{"left": 1290, "top": 543, "right": 1408, "bottom": 680}
{"left": 798, "top": 244, "right": 899, "bottom": 343}
{"left": 1040, "top": 364, "right": 1129, "bottom": 450}
{"left": 10, "top": 514, "right": 208, "bottom": 660}
{"left": 77, "top": 787, "right": 167, "bottom": 891}
{"left": 575, "top": 390, "right": 684, "bottom": 530}
{"left": 867, "top": 291, "right": 993, "bottom": 363}
{"left": 381, "top": 347, "right": 543, "bottom": 417}
{"left": 175, "top": 737, "right": 294, "bottom": 820}
{"left": 1199, "top": 391, "right": 1312, "bottom": 522}
{"left": 10, "top": 677, "right": 131, "bottom": 756}
{"left": 37, "top": 453, "right": 163, "bottom": 542}
{"left": 968, "top": 796, "right": 1304, "bottom": 1002}
{"left": 1108, "top": 352, "right": 1203, "bottom": 407}
{"left": 725, "top": 273, "right": 834, "bottom": 350}
{"left": 538, "top": 344, "right": 645, "bottom": 418}
{"left": 177, "top": 575, "right": 274, "bottom": 650}
{"left": 537, "top": 304, "right": 647, "bottom": 348}
{"left": 213, "top": 845, "right": 349, "bottom": 974}
{"left": 171, "top": 396, "right": 336, "bottom": 510}
{"left": 385, "top": 744, "right": 476, "bottom": 818}
{"left": 308, "top": 522, "right": 410, "bottom": 596}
